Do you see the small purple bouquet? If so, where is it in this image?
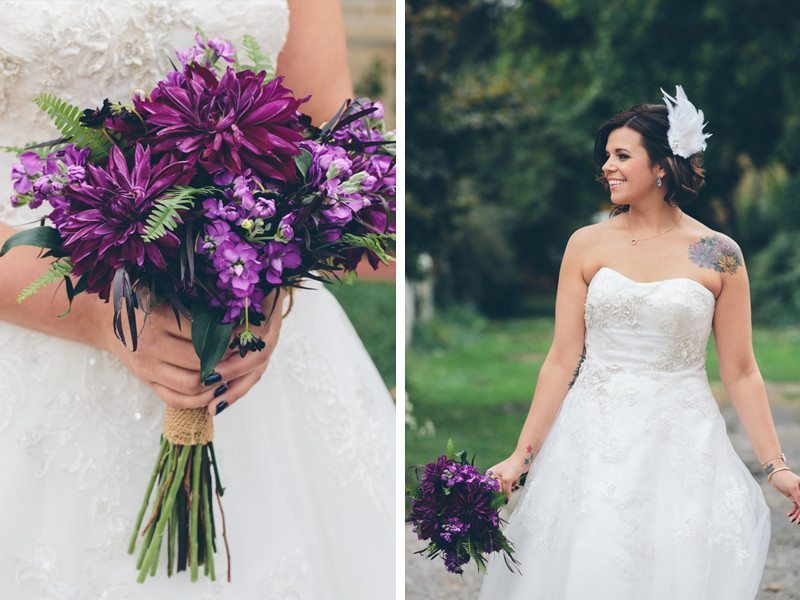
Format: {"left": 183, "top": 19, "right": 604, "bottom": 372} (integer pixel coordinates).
{"left": 407, "top": 440, "right": 520, "bottom": 575}
{"left": 1, "top": 32, "right": 394, "bottom": 583}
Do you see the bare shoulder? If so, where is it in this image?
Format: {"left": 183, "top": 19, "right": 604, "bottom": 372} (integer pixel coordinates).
{"left": 685, "top": 221, "right": 744, "bottom": 276}
{"left": 566, "top": 221, "right": 609, "bottom": 250}
{"left": 563, "top": 223, "right": 608, "bottom": 285}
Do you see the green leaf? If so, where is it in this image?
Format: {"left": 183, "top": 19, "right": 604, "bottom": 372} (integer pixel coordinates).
{"left": 0, "top": 226, "right": 62, "bottom": 257}
{"left": 294, "top": 148, "right": 312, "bottom": 179}
{"left": 1, "top": 142, "right": 46, "bottom": 156}
{"left": 34, "top": 93, "right": 111, "bottom": 157}
{"left": 446, "top": 438, "right": 455, "bottom": 460}
{"left": 57, "top": 274, "right": 88, "bottom": 318}
{"left": 143, "top": 186, "right": 216, "bottom": 242}
{"left": 490, "top": 494, "right": 508, "bottom": 509}
{"left": 17, "top": 258, "right": 72, "bottom": 303}
{"left": 239, "top": 34, "right": 275, "bottom": 80}
{"left": 191, "top": 300, "right": 234, "bottom": 381}
{"left": 339, "top": 232, "right": 396, "bottom": 265}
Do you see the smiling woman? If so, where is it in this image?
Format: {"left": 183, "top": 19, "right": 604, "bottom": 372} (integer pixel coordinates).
{"left": 594, "top": 98, "right": 707, "bottom": 217}
{"left": 474, "top": 86, "right": 800, "bottom": 600}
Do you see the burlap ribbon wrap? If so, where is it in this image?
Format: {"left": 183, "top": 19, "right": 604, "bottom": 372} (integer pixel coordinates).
{"left": 163, "top": 407, "right": 214, "bottom": 445}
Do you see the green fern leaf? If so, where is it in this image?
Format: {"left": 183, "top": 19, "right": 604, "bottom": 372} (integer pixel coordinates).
{"left": 1, "top": 142, "right": 46, "bottom": 156}
{"left": 17, "top": 258, "right": 72, "bottom": 303}
{"left": 239, "top": 34, "right": 275, "bottom": 80}
{"left": 339, "top": 233, "right": 396, "bottom": 265}
{"left": 143, "top": 186, "right": 217, "bottom": 243}
{"left": 34, "top": 93, "right": 111, "bottom": 157}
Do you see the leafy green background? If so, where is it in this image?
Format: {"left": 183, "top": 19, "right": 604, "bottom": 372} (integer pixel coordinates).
{"left": 406, "top": 0, "right": 800, "bottom": 473}
{"left": 407, "top": 0, "right": 800, "bottom": 322}
{"left": 330, "top": 279, "right": 396, "bottom": 389}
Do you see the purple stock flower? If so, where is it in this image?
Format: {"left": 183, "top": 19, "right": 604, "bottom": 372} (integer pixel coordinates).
{"left": 199, "top": 220, "right": 240, "bottom": 255}
{"left": 203, "top": 36, "right": 236, "bottom": 64}
{"left": 175, "top": 45, "right": 205, "bottom": 67}
{"left": 213, "top": 241, "right": 261, "bottom": 299}
{"left": 275, "top": 213, "right": 295, "bottom": 242}
{"left": 38, "top": 145, "right": 92, "bottom": 217}
{"left": 208, "top": 238, "right": 266, "bottom": 322}
{"left": 203, "top": 197, "right": 244, "bottom": 223}
{"left": 262, "top": 241, "right": 302, "bottom": 285}
{"left": 251, "top": 197, "right": 276, "bottom": 219}
{"left": 304, "top": 142, "right": 350, "bottom": 187}
{"left": 31, "top": 177, "right": 63, "bottom": 209}
{"left": 134, "top": 64, "right": 308, "bottom": 182}
{"left": 57, "top": 144, "right": 193, "bottom": 298}
{"left": 10, "top": 152, "right": 43, "bottom": 196}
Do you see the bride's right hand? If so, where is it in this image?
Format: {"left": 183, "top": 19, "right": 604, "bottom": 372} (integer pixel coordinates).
{"left": 487, "top": 453, "right": 530, "bottom": 497}
{"left": 98, "top": 302, "right": 223, "bottom": 410}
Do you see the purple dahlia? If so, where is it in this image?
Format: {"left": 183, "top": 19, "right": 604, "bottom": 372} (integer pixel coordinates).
{"left": 58, "top": 144, "right": 193, "bottom": 297}
{"left": 134, "top": 63, "right": 308, "bottom": 182}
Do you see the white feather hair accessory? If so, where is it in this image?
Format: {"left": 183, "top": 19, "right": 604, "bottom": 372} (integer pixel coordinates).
{"left": 660, "top": 85, "right": 712, "bottom": 159}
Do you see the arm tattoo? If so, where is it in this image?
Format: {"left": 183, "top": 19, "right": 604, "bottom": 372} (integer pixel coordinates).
{"left": 523, "top": 444, "right": 535, "bottom": 466}
{"left": 688, "top": 235, "right": 743, "bottom": 274}
{"left": 568, "top": 347, "right": 586, "bottom": 389}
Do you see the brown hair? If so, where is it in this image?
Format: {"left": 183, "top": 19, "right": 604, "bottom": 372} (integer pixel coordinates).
{"left": 594, "top": 103, "right": 706, "bottom": 216}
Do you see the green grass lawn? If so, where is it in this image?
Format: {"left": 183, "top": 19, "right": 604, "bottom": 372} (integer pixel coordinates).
{"left": 328, "top": 279, "right": 396, "bottom": 389}
{"left": 406, "top": 312, "right": 800, "bottom": 472}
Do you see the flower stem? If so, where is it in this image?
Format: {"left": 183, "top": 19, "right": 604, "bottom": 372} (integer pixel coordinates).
{"left": 216, "top": 487, "right": 232, "bottom": 582}
{"left": 141, "top": 443, "right": 178, "bottom": 538}
{"left": 136, "top": 445, "right": 174, "bottom": 571}
{"left": 189, "top": 444, "right": 203, "bottom": 581}
{"left": 167, "top": 498, "right": 177, "bottom": 576}
{"left": 128, "top": 437, "right": 167, "bottom": 554}
{"left": 208, "top": 442, "right": 225, "bottom": 495}
{"left": 202, "top": 476, "right": 216, "bottom": 581}
{"left": 137, "top": 444, "right": 192, "bottom": 583}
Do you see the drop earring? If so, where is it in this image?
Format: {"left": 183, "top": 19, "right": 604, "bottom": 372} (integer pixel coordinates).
{"left": 656, "top": 177, "right": 662, "bottom": 188}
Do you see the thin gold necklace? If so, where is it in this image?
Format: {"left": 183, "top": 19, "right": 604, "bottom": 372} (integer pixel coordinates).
{"left": 626, "top": 208, "right": 683, "bottom": 246}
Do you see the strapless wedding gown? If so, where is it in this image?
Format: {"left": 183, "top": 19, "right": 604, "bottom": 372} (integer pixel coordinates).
{"left": 0, "top": 2, "right": 395, "bottom": 598}
{"left": 478, "top": 267, "right": 771, "bottom": 600}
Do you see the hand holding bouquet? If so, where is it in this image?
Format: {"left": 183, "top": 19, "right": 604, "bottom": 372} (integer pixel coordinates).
{"left": 2, "top": 31, "right": 395, "bottom": 583}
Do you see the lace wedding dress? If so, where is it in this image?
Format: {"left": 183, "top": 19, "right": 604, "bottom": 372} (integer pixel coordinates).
{"left": 0, "top": 2, "right": 395, "bottom": 598}
{"left": 478, "top": 267, "right": 771, "bottom": 600}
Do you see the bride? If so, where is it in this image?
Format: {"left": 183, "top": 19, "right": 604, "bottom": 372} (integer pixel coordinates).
{"left": 0, "top": 1, "right": 395, "bottom": 598}
{"left": 478, "top": 87, "right": 800, "bottom": 599}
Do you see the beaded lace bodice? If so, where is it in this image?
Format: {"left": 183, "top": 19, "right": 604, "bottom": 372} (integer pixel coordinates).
{"left": 583, "top": 266, "right": 716, "bottom": 373}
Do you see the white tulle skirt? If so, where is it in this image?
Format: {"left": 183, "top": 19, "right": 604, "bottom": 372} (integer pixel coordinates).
{"left": 0, "top": 280, "right": 395, "bottom": 599}
{"left": 478, "top": 360, "right": 771, "bottom": 600}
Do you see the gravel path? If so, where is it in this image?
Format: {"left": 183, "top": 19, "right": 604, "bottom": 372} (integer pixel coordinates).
{"left": 405, "top": 386, "right": 800, "bottom": 599}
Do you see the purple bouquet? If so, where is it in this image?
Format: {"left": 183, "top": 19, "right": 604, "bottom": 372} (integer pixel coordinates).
{"left": 1, "top": 32, "right": 395, "bottom": 584}
{"left": 407, "top": 440, "right": 520, "bottom": 575}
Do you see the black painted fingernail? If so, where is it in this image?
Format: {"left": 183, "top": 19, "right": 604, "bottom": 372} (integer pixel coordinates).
{"left": 215, "top": 401, "right": 228, "bottom": 415}
{"left": 213, "top": 383, "right": 228, "bottom": 398}
{"left": 202, "top": 372, "right": 222, "bottom": 386}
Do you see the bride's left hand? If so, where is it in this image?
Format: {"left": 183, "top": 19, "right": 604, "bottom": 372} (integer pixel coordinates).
{"left": 203, "top": 290, "right": 285, "bottom": 416}
{"left": 769, "top": 469, "right": 800, "bottom": 524}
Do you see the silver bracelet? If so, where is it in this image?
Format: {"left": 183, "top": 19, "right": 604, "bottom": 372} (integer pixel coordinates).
{"left": 763, "top": 453, "right": 788, "bottom": 477}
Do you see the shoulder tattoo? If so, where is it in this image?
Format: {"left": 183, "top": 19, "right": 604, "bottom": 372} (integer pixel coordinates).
{"left": 688, "top": 235, "right": 743, "bottom": 274}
